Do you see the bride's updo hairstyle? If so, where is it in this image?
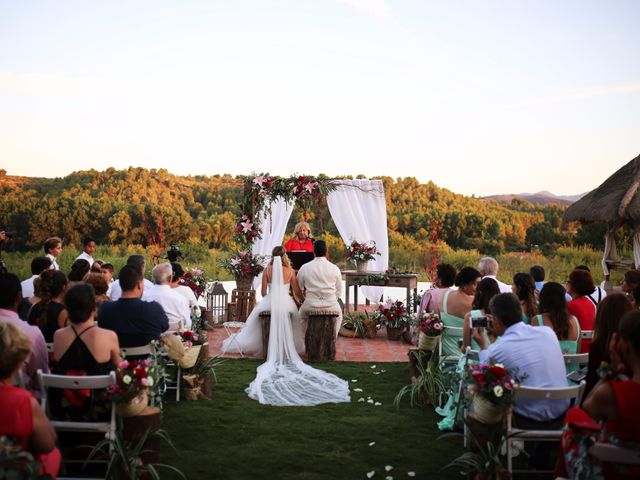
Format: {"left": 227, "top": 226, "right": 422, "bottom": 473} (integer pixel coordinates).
{"left": 271, "top": 245, "right": 291, "bottom": 268}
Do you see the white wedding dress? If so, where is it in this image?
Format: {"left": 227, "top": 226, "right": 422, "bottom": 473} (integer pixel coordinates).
{"left": 228, "top": 257, "right": 350, "bottom": 407}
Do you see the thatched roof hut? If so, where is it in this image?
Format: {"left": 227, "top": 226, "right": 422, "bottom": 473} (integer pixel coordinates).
{"left": 564, "top": 153, "right": 640, "bottom": 280}
{"left": 564, "top": 153, "right": 640, "bottom": 226}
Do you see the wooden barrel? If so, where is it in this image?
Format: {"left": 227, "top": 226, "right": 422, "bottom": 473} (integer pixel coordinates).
{"left": 305, "top": 310, "right": 339, "bottom": 361}
{"left": 258, "top": 311, "right": 271, "bottom": 358}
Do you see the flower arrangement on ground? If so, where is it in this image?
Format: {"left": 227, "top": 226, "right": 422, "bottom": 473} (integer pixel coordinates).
{"left": 466, "top": 360, "right": 520, "bottom": 408}
{"left": 374, "top": 298, "right": 412, "bottom": 330}
{"left": 162, "top": 329, "right": 206, "bottom": 370}
{"left": 219, "top": 250, "right": 265, "bottom": 278}
{"left": 181, "top": 267, "right": 207, "bottom": 299}
{"left": 107, "top": 358, "right": 157, "bottom": 405}
{"left": 345, "top": 240, "right": 380, "bottom": 266}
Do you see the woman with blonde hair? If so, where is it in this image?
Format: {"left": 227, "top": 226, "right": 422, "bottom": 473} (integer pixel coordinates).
{"left": 0, "top": 322, "right": 61, "bottom": 477}
{"left": 284, "top": 221, "right": 314, "bottom": 252}
{"left": 223, "top": 246, "right": 304, "bottom": 356}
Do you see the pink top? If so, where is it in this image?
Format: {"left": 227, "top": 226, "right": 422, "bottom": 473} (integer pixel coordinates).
{"left": 0, "top": 308, "right": 50, "bottom": 398}
{"left": 417, "top": 287, "right": 450, "bottom": 319}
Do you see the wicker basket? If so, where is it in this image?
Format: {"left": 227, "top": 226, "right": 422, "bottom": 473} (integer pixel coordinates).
{"left": 418, "top": 332, "right": 440, "bottom": 351}
{"left": 472, "top": 395, "right": 507, "bottom": 424}
{"left": 179, "top": 344, "right": 203, "bottom": 369}
{"left": 116, "top": 389, "right": 149, "bottom": 417}
{"left": 162, "top": 334, "right": 185, "bottom": 362}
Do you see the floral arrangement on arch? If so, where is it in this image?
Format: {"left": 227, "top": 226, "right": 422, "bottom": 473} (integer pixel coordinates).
{"left": 374, "top": 298, "right": 412, "bottom": 329}
{"left": 219, "top": 250, "right": 265, "bottom": 277}
{"left": 235, "top": 173, "right": 337, "bottom": 247}
{"left": 107, "top": 358, "right": 157, "bottom": 404}
{"left": 181, "top": 268, "right": 208, "bottom": 299}
{"left": 419, "top": 312, "right": 444, "bottom": 336}
{"left": 465, "top": 360, "right": 520, "bottom": 407}
{"left": 345, "top": 240, "right": 380, "bottom": 266}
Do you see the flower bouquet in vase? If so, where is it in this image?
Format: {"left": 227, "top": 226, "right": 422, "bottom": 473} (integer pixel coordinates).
{"left": 219, "top": 250, "right": 265, "bottom": 290}
{"left": 465, "top": 360, "right": 520, "bottom": 424}
{"left": 418, "top": 312, "right": 443, "bottom": 350}
{"left": 374, "top": 298, "right": 412, "bottom": 340}
{"left": 108, "top": 358, "right": 157, "bottom": 417}
{"left": 345, "top": 240, "right": 380, "bottom": 272}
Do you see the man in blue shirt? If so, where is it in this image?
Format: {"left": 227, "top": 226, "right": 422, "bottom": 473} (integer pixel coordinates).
{"left": 99, "top": 265, "right": 169, "bottom": 348}
{"left": 472, "top": 293, "right": 569, "bottom": 468}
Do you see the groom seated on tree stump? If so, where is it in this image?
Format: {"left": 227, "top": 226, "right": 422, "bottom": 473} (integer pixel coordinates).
{"left": 297, "top": 240, "right": 342, "bottom": 358}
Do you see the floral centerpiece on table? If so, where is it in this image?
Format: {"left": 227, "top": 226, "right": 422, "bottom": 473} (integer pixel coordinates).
{"left": 374, "top": 298, "right": 412, "bottom": 330}
{"left": 465, "top": 360, "right": 521, "bottom": 424}
{"left": 181, "top": 268, "right": 207, "bottom": 299}
{"left": 345, "top": 240, "right": 380, "bottom": 267}
{"left": 107, "top": 358, "right": 157, "bottom": 415}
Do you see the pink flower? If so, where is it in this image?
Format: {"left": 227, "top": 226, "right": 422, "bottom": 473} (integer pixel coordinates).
{"left": 304, "top": 182, "right": 315, "bottom": 193}
{"left": 230, "top": 257, "right": 240, "bottom": 266}
{"left": 433, "top": 323, "right": 442, "bottom": 330}
{"left": 119, "top": 360, "right": 129, "bottom": 369}
{"left": 253, "top": 175, "right": 265, "bottom": 186}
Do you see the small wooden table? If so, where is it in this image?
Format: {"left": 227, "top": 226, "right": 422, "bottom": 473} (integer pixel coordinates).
{"left": 343, "top": 271, "right": 418, "bottom": 312}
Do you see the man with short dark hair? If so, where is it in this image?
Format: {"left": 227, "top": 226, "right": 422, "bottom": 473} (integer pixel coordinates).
{"left": 529, "top": 265, "right": 545, "bottom": 296}
{"left": 21, "top": 256, "right": 53, "bottom": 299}
{"left": 0, "top": 273, "right": 49, "bottom": 398}
{"left": 98, "top": 265, "right": 169, "bottom": 348}
{"left": 472, "top": 293, "right": 568, "bottom": 425}
{"left": 108, "top": 254, "right": 154, "bottom": 300}
{"left": 43, "top": 237, "right": 62, "bottom": 270}
{"left": 75, "top": 236, "right": 96, "bottom": 267}
{"left": 297, "top": 239, "right": 343, "bottom": 337}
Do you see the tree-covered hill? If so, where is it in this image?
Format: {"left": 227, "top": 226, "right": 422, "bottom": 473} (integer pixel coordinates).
{"left": 0, "top": 167, "right": 605, "bottom": 253}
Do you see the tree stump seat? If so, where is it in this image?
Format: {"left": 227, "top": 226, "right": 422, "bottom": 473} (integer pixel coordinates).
{"left": 305, "top": 309, "right": 339, "bottom": 361}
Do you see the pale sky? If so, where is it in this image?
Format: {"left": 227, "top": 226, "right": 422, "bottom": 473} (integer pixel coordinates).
{"left": 1, "top": 0, "right": 639, "bottom": 196}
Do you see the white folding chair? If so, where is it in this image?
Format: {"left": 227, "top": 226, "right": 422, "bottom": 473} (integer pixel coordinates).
{"left": 563, "top": 352, "right": 589, "bottom": 368}
{"left": 437, "top": 325, "right": 465, "bottom": 408}
{"left": 221, "top": 321, "right": 246, "bottom": 358}
{"left": 120, "top": 343, "right": 155, "bottom": 358}
{"left": 167, "top": 321, "right": 182, "bottom": 332}
{"left": 459, "top": 347, "right": 480, "bottom": 447}
{"left": 506, "top": 381, "right": 586, "bottom": 474}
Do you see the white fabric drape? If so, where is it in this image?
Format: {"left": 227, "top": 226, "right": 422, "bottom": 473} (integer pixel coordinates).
{"left": 245, "top": 257, "right": 351, "bottom": 406}
{"left": 327, "top": 179, "right": 389, "bottom": 303}
{"left": 601, "top": 226, "right": 618, "bottom": 277}
{"left": 251, "top": 198, "right": 295, "bottom": 289}
{"left": 634, "top": 229, "right": 640, "bottom": 270}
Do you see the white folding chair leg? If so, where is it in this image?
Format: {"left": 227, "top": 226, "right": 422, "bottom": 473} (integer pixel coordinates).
{"left": 222, "top": 322, "right": 246, "bottom": 358}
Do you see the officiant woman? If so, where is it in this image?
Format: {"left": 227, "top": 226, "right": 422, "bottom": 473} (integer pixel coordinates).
{"left": 284, "top": 221, "right": 314, "bottom": 252}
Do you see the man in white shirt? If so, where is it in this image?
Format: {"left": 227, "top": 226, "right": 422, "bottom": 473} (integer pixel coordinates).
{"left": 297, "top": 240, "right": 343, "bottom": 338}
{"left": 21, "top": 256, "right": 52, "bottom": 299}
{"left": 145, "top": 262, "right": 191, "bottom": 329}
{"left": 109, "top": 255, "right": 154, "bottom": 301}
{"left": 478, "top": 257, "right": 511, "bottom": 293}
{"left": 75, "top": 236, "right": 96, "bottom": 267}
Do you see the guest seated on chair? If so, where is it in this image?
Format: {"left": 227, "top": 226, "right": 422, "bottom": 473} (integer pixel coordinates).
{"left": 532, "top": 282, "right": 581, "bottom": 355}
{"left": 462, "top": 277, "right": 500, "bottom": 350}
{"left": 67, "top": 258, "right": 91, "bottom": 288}
{"left": 51, "top": 283, "right": 120, "bottom": 421}
{"left": 21, "top": 256, "right": 52, "bottom": 300}
{"left": 472, "top": 293, "right": 569, "bottom": 469}
{"left": 284, "top": 221, "right": 314, "bottom": 253}
{"left": 557, "top": 310, "right": 640, "bottom": 479}
{"left": 0, "top": 322, "right": 61, "bottom": 479}
{"left": 170, "top": 262, "right": 202, "bottom": 321}
{"left": 28, "top": 270, "right": 69, "bottom": 343}
{"left": 108, "top": 254, "right": 153, "bottom": 301}
{"left": 567, "top": 269, "right": 597, "bottom": 353}
{"left": 145, "top": 262, "right": 191, "bottom": 329}
{"left": 417, "top": 262, "right": 456, "bottom": 319}
{"left": 99, "top": 265, "right": 169, "bottom": 348}
{"left": 512, "top": 272, "right": 537, "bottom": 322}
{"left": 0, "top": 273, "right": 49, "bottom": 399}
{"left": 83, "top": 272, "right": 110, "bottom": 307}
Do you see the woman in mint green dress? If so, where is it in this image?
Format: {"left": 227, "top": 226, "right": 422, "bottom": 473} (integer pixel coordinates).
{"left": 438, "top": 267, "right": 482, "bottom": 358}
{"left": 512, "top": 272, "right": 538, "bottom": 324}
{"left": 533, "top": 282, "right": 581, "bottom": 371}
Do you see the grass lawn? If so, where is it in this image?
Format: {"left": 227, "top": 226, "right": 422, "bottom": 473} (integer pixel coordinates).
{"left": 161, "top": 359, "right": 465, "bottom": 480}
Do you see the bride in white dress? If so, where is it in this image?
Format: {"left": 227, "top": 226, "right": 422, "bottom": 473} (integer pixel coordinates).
{"left": 224, "top": 246, "right": 350, "bottom": 406}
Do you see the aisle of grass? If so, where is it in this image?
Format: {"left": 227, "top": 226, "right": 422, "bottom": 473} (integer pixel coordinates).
{"left": 161, "top": 359, "right": 465, "bottom": 480}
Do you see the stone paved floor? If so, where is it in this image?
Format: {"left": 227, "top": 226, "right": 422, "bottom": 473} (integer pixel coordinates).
{"left": 207, "top": 322, "right": 414, "bottom": 362}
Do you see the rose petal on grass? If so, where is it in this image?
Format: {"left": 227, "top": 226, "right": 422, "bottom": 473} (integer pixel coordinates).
{"left": 374, "top": 402, "right": 382, "bottom": 406}
{"left": 354, "top": 388, "right": 363, "bottom": 392}
{"left": 370, "top": 365, "right": 377, "bottom": 369}
{"left": 358, "top": 398, "right": 365, "bottom": 402}
{"left": 366, "top": 471, "right": 375, "bottom": 478}
{"left": 385, "top": 466, "right": 393, "bottom": 471}
{"left": 367, "top": 399, "right": 374, "bottom": 404}
{"left": 386, "top": 477, "right": 393, "bottom": 480}
{"left": 368, "top": 441, "right": 376, "bottom": 446}
{"left": 352, "top": 379, "right": 358, "bottom": 383}
{"left": 407, "top": 472, "right": 416, "bottom": 477}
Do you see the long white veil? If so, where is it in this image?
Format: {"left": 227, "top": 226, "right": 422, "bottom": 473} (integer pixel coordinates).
{"left": 246, "top": 256, "right": 351, "bottom": 406}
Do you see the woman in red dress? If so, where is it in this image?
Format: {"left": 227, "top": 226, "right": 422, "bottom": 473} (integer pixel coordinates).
{"left": 0, "top": 322, "right": 60, "bottom": 478}
{"left": 284, "top": 221, "right": 314, "bottom": 252}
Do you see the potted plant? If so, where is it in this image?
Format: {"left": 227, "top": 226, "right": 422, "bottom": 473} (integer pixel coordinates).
{"left": 86, "top": 426, "right": 186, "bottom": 480}
{"left": 394, "top": 350, "right": 443, "bottom": 407}
{"left": 182, "top": 354, "right": 225, "bottom": 401}
{"left": 465, "top": 361, "right": 520, "bottom": 425}
{"left": 374, "top": 298, "right": 412, "bottom": 340}
{"left": 418, "top": 312, "right": 444, "bottom": 350}
{"left": 345, "top": 240, "right": 380, "bottom": 272}
{"left": 108, "top": 358, "right": 157, "bottom": 418}
{"left": 339, "top": 312, "right": 378, "bottom": 338}
{"left": 219, "top": 250, "right": 265, "bottom": 290}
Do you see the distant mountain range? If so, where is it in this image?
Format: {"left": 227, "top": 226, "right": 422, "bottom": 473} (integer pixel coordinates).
{"left": 482, "top": 190, "right": 587, "bottom": 206}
